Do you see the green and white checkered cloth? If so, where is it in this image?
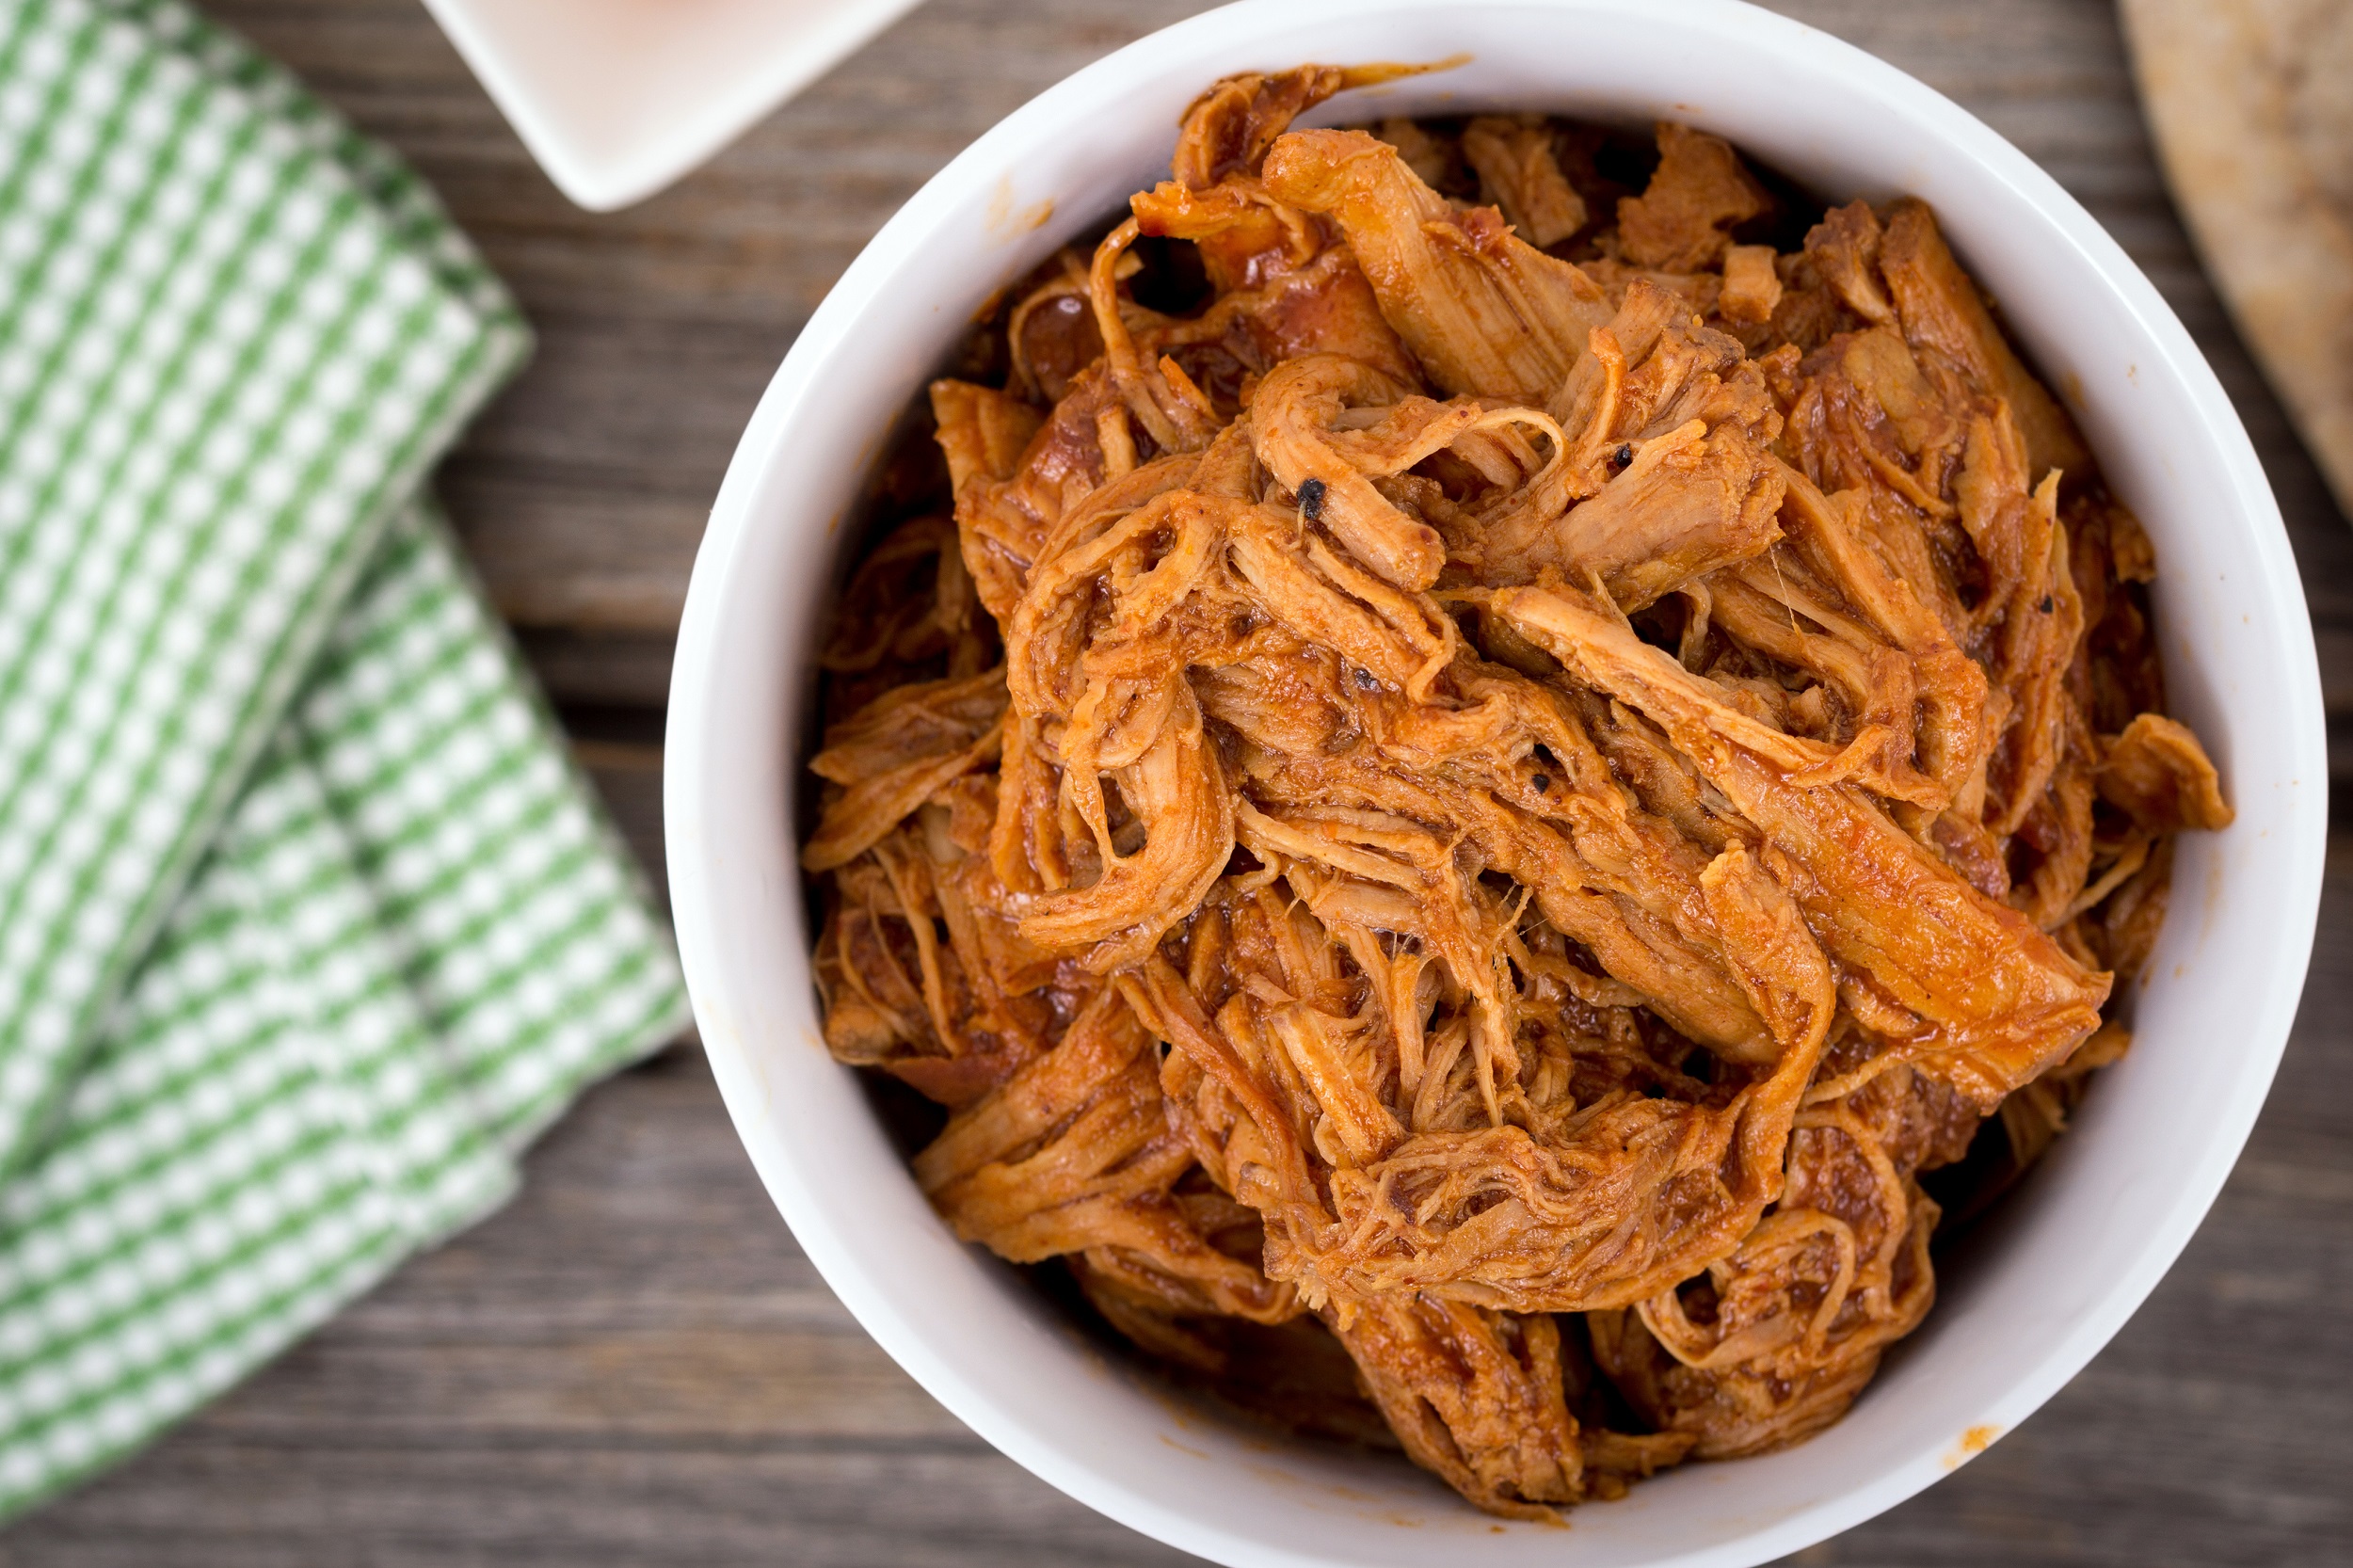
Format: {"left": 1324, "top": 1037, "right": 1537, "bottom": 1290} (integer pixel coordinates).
{"left": 0, "top": 0, "right": 689, "bottom": 1518}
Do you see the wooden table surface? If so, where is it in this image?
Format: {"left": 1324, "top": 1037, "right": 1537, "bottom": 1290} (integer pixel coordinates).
{"left": 6, "top": 1, "right": 2349, "bottom": 1563}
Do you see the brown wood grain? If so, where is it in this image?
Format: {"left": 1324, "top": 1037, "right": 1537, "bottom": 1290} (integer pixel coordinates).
{"left": 6, "top": 0, "right": 2347, "bottom": 1563}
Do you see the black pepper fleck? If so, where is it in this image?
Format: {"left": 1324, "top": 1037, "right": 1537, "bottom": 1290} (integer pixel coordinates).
{"left": 1352, "top": 666, "right": 1379, "bottom": 692}
{"left": 2039, "top": 595, "right": 2054, "bottom": 613}
{"left": 1613, "top": 443, "right": 1634, "bottom": 470}
{"left": 1297, "top": 476, "right": 1327, "bottom": 521}
{"left": 1530, "top": 773, "right": 1551, "bottom": 792}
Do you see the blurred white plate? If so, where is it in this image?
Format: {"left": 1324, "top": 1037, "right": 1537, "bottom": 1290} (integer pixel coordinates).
{"left": 421, "top": 0, "right": 927, "bottom": 211}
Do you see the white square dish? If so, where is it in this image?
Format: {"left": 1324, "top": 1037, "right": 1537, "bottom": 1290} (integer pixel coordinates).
{"left": 420, "top": 0, "right": 927, "bottom": 211}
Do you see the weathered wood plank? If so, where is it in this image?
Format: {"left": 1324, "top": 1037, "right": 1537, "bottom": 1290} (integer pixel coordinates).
{"left": 0, "top": 1447, "right": 1203, "bottom": 1568}
{"left": 576, "top": 746, "right": 666, "bottom": 906}
{"left": 521, "top": 630, "right": 675, "bottom": 711}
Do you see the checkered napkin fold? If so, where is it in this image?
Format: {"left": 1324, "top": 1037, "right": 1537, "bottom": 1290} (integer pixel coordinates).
{"left": 0, "top": 0, "right": 689, "bottom": 1517}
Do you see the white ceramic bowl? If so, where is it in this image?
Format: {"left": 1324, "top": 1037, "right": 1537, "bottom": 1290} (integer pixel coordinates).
{"left": 665, "top": 3, "right": 2327, "bottom": 1562}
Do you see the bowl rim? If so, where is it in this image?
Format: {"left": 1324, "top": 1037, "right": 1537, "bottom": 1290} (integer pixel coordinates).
{"left": 665, "top": 1, "right": 2326, "bottom": 1562}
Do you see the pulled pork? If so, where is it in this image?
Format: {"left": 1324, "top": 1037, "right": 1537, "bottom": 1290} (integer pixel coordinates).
{"left": 800, "top": 70, "right": 2231, "bottom": 1520}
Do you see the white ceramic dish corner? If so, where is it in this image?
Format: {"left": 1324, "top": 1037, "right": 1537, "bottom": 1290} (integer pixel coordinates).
{"left": 664, "top": 3, "right": 2328, "bottom": 1564}
{"left": 421, "top": 0, "right": 927, "bottom": 212}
